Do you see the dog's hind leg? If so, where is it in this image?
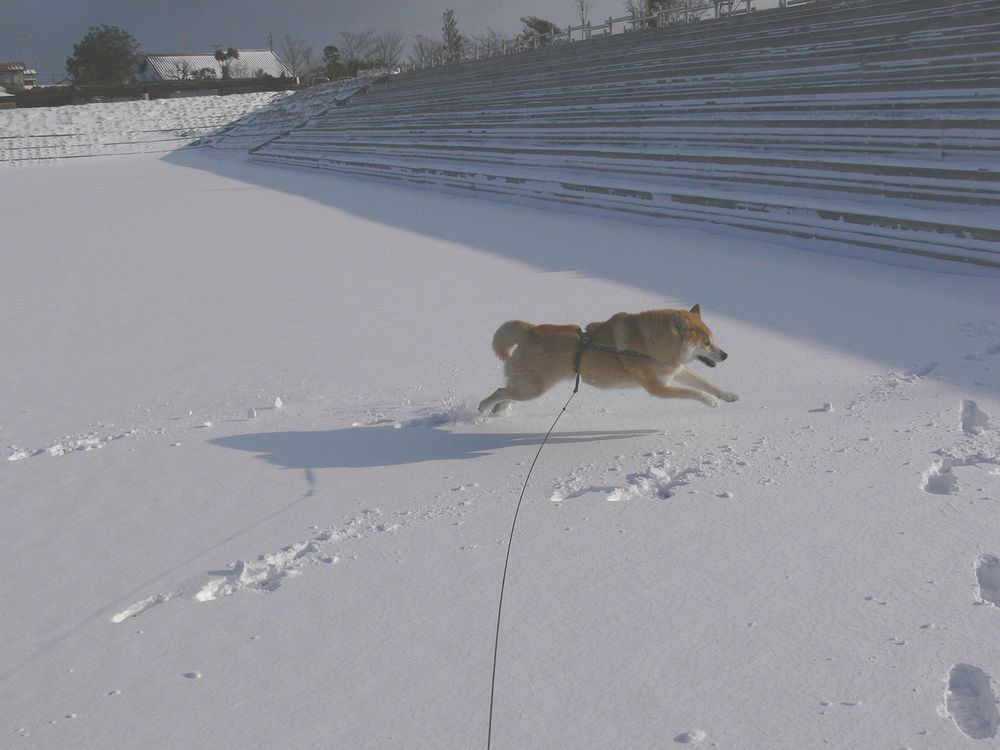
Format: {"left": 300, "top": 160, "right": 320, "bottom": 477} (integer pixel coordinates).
{"left": 478, "top": 381, "right": 546, "bottom": 415}
{"left": 478, "top": 389, "right": 511, "bottom": 415}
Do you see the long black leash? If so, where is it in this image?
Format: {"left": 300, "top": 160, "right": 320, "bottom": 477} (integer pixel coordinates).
{"left": 487, "top": 331, "right": 640, "bottom": 748}
{"left": 486, "top": 386, "right": 577, "bottom": 750}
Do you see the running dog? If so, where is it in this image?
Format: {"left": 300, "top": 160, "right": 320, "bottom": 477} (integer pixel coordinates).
{"left": 478, "top": 305, "right": 738, "bottom": 415}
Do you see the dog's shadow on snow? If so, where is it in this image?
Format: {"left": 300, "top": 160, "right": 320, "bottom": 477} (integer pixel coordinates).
{"left": 210, "top": 425, "right": 657, "bottom": 469}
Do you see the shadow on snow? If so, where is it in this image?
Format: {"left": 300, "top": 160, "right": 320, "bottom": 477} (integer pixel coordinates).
{"left": 210, "top": 426, "right": 659, "bottom": 469}
{"left": 164, "top": 148, "right": 1000, "bottom": 391}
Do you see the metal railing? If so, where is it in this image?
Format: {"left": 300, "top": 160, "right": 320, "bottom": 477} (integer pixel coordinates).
{"left": 398, "top": 0, "right": 794, "bottom": 73}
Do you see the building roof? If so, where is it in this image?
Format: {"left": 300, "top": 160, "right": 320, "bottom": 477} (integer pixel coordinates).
{"left": 138, "top": 50, "right": 293, "bottom": 81}
{"left": 0, "top": 62, "right": 36, "bottom": 75}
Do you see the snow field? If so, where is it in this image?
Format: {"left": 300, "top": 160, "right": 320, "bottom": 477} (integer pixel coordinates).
{"left": 1, "top": 94, "right": 999, "bottom": 748}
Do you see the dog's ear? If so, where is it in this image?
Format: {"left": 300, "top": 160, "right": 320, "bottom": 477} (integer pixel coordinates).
{"left": 690, "top": 304, "right": 701, "bottom": 316}
{"left": 675, "top": 311, "right": 689, "bottom": 332}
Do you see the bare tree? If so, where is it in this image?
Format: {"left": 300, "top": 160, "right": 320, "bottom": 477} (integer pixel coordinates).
{"left": 624, "top": 0, "right": 697, "bottom": 25}
{"left": 339, "top": 29, "right": 377, "bottom": 68}
{"left": 409, "top": 34, "right": 446, "bottom": 66}
{"left": 626, "top": 0, "right": 681, "bottom": 16}
{"left": 573, "top": 0, "right": 594, "bottom": 25}
{"left": 279, "top": 35, "right": 313, "bottom": 78}
{"left": 168, "top": 60, "right": 193, "bottom": 80}
{"left": 470, "top": 28, "right": 507, "bottom": 50}
{"left": 624, "top": 0, "right": 649, "bottom": 16}
{"left": 228, "top": 59, "right": 252, "bottom": 80}
{"left": 370, "top": 31, "right": 406, "bottom": 68}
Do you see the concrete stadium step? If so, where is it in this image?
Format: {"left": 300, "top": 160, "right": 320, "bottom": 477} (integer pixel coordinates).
{"left": 284, "top": 136, "right": 1000, "bottom": 167}
{"left": 396, "top": 0, "right": 999, "bottom": 81}
{"left": 254, "top": 139, "right": 1000, "bottom": 208}
{"left": 332, "top": 68, "right": 1000, "bottom": 120}
{"left": 251, "top": 0, "right": 1000, "bottom": 269}
{"left": 265, "top": 127, "right": 1000, "bottom": 178}
{"left": 250, "top": 149, "right": 1000, "bottom": 268}
{"left": 317, "top": 91, "right": 1000, "bottom": 122}
{"left": 383, "top": 16, "right": 1000, "bottom": 98}
{"left": 386, "top": 54, "right": 1000, "bottom": 107}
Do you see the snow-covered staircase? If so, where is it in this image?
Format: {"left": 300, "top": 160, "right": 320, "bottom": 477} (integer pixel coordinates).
{"left": 251, "top": 0, "right": 1000, "bottom": 269}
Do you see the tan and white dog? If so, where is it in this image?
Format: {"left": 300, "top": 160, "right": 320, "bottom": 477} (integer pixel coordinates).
{"left": 478, "top": 305, "right": 738, "bottom": 415}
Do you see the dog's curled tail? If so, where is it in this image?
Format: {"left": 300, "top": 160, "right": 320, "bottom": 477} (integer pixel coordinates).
{"left": 491, "top": 320, "right": 533, "bottom": 360}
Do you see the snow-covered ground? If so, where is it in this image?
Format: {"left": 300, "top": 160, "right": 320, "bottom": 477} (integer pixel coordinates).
{"left": 0, "top": 83, "right": 364, "bottom": 163}
{"left": 2, "top": 95, "right": 999, "bottom": 749}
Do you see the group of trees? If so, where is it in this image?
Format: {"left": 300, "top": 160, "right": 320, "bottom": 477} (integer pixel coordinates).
{"left": 63, "top": 1, "right": 691, "bottom": 87}
{"left": 66, "top": 25, "right": 261, "bottom": 85}
{"left": 409, "top": 9, "right": 567, "bottom": 67}
{"left": 314, "top": 29, "right": 407, "bottom": 78}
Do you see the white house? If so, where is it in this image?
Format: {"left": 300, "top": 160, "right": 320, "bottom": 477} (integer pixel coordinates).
{"left": 0, "top": 61, "right": 38, "bottom": 91}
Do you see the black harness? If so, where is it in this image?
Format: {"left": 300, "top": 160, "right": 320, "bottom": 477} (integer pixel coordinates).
{"left": 573, "top": 331, "right": 655, "bottom": 393}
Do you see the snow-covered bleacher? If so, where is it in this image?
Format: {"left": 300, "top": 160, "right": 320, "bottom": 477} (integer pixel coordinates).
{"left": 251, "top": 0, "right": 1000, "bottom": 269}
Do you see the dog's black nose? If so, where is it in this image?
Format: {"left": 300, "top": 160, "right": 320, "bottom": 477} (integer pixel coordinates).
{"left": 719, "top": 350, "right": 728, "bottom": 361}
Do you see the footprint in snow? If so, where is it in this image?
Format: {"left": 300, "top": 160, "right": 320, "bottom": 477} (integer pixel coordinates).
{"left": 909, "top": 362, "right": 939, "bottom": 378}
{"left": 808, "top": 402, "right": 835, "bottom": 413}
{"left": 921, "top": 459, "right": 959, "bottom": 495}
{"left": 607, "top": 465, "right": 698, "bottom": 502}
{"left": 674, "top": 729, "right": 707, "bottom": 744}
{"left": 920, "top": 400, "right": 999, "bottom": 495}
{"left": 944, "top": 663, "right": 1000, "bottom": 740}
{"left": 975, "top": 554, "right": 1000, "bottom": 607}
{"left": 111, "top": 506, "right": 446, "bottom": 620}
{"left": 110, "top": 592, "right": 179, "bottom": 623}
{"left": 194, "top": 541, "right": 322, "bottom": 601}
{"left": 961, "top": 400, "right": 991, "bottom": 436}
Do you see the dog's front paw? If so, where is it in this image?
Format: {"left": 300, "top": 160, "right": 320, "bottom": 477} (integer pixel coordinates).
{"left": 719, "top": 391, "right": 740, "bottom": 403}
{"left": 700, "top": 394, "right": 720, "bottom": 408}
{"left": 479, "top": 400, "right": 512, "bottom": 417}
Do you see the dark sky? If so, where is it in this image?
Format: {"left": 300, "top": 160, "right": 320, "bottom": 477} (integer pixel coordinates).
{"left": 2, "top": 0, "right": 632, "bottom": 82}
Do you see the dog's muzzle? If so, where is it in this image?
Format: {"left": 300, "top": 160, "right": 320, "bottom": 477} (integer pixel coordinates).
{"left": 697, "top": 350, "right": 727, "bottom": 368}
